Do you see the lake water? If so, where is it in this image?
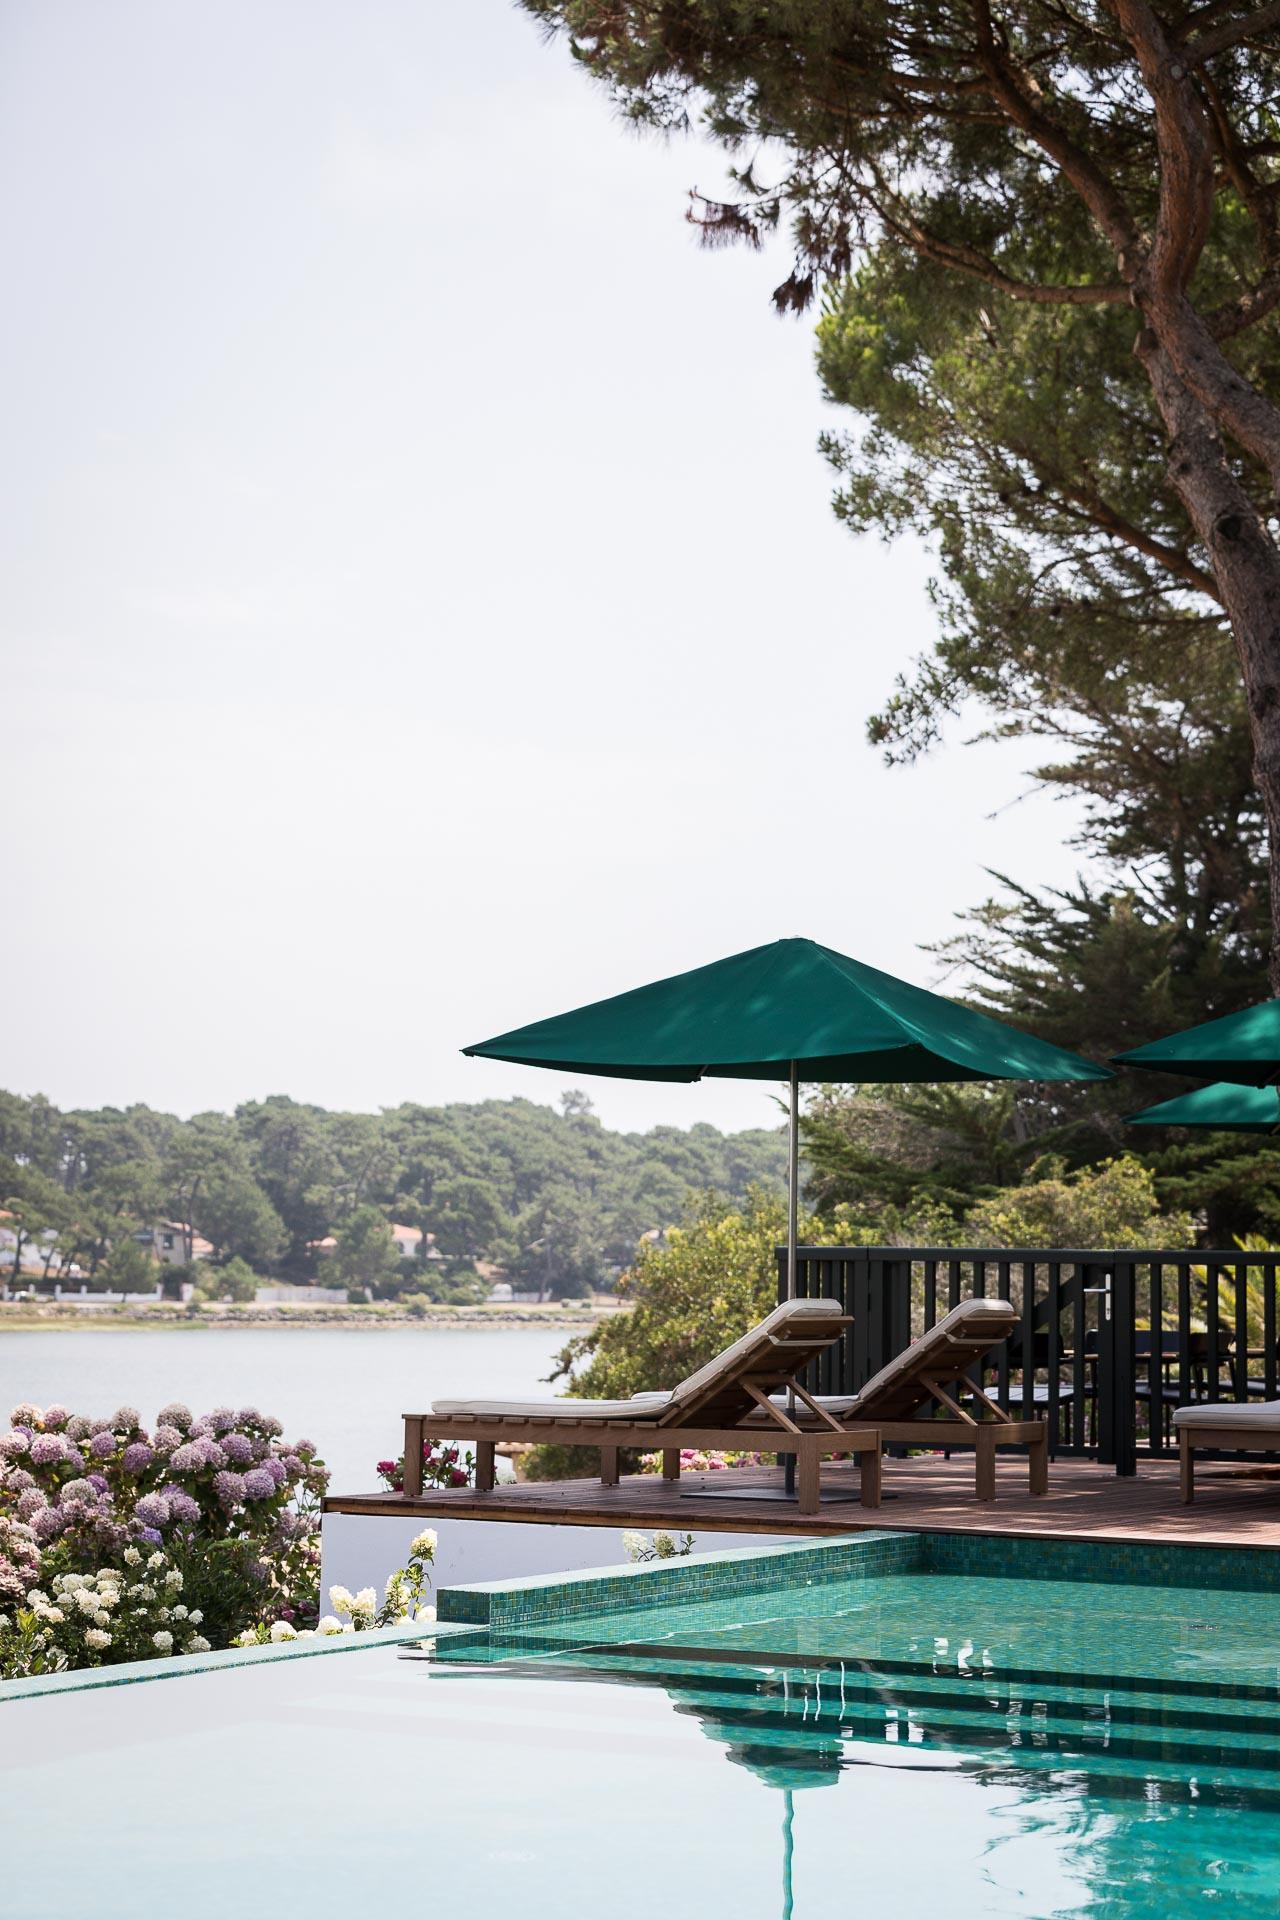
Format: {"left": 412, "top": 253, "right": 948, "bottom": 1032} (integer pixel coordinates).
{"left": 0, "top": 1325, "right": 571, "bottom": 1492}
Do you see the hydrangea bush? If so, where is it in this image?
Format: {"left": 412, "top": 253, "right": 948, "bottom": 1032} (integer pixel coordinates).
{"left": 0, "top": 1545, "right": 212, "bottom": 1678}
{"left": 0, "top": 1401, "right": 328, "bottom": 1677}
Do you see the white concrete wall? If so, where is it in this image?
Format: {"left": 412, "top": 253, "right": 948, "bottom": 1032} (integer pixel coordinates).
{"left": 321, "top": 1511, "right": 816, "bottom": 1606}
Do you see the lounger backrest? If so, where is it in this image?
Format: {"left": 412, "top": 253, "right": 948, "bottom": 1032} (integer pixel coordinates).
{"left": 660, "top": 1297, "right": 850, "bottom": 1427}
{"left": 848, "top": 1298, "right": 1018, "bottom": 1421}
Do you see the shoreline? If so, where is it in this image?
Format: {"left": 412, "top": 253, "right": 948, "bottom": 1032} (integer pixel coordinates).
{"left": 0, "top": 1305, "right": 614, "bottom": 1334}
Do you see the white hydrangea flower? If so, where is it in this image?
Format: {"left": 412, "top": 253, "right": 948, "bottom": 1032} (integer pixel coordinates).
{"left": 165, "top": 1569, "right": 183, "bottom": 1590}
{"left": 74, "top": 1588, "right": 100, "bottom": 1616}
{"left": 84, "top": 1629, "right": 111, "bottom": 1650}
{"left": 414, "top": 1606, "right": 437, "bottom": 1624}
{"left": 184, "top": 1635, "right": 211, "bottom": 1655}
{"left": 270, "top": 1621, "right": 298, "bottom": 1643}
{"left": 327, "top": 1585, "right": 355, "bottom": 1616}
{"left": 147, "top": 1551, "right": 165, "bottom": 1572}
{"left": 316, "top": 1615, "right": 345, "bottom": 1636}
{"left": 123, "top": 1546, "right": 142, "bottom": 1566}
{"left": 349, "top": 1587, "right": 377, "bottom": 1621}
{"left": 93, "top": 1611, "right": 111, "bottom": 1629}
{"left": 410, "top": 1528, "right": 438, "bottom": 1556}
{"left": 188, "top": 1609, "right": 204, "bottom": 1626}
{"left": 152, "top": 1630, "right": 174, "bottom": 1652}
{"left": 621, "top": 1531, "right": 650, "bottom": 1560}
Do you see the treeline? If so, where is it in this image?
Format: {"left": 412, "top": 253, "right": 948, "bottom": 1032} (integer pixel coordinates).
{"left": 0, "top": 1089, "right": 787, "bottom": 1300}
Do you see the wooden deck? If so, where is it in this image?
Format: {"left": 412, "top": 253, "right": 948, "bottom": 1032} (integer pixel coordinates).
{"left": 325, "top": 1454, "right": 1280, "bottom": 1551}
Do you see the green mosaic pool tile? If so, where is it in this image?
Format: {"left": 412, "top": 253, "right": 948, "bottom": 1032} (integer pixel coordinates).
{"left": 922, "top": 1532, "right": 1280, "bottom": 1593}
{"left": 436, "top": 1531, "right": 924, "bottom": 1628}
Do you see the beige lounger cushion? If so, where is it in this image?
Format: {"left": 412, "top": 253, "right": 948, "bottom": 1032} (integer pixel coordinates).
{"left": 430, "top": 1297, "right": 846, "bottom": 1423}
{"left": 1173, "top": 1399, "right": 1280, "bottom": 1430}
{"left": 664, "top": 1296, "right": 845, "bottom": 1415}
{"left": 762, "top": 1296, "right": 1018, "bottom": 1422}
{"left": 430, "top": 1391, "right": 671, "bottom": 1420}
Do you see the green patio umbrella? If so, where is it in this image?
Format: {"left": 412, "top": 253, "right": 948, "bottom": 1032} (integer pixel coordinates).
{"left": 464, "top": 936, "right": 1111, "bottom": 1298}
{"left": 1126, "top": 1081, "right": 1280, "bottom": 1132}
{"left": 1114, "top": 999, "right": 1280, "bottom": 1086}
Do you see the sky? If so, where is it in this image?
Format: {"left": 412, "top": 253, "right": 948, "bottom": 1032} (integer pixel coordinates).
{"left": 0, "top": 0, "right": 1088, "bottom": 1136}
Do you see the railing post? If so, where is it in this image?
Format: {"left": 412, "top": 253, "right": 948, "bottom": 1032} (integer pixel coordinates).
{"left": 1113, "top": 1261, "right": 1137, "bottom": 1477}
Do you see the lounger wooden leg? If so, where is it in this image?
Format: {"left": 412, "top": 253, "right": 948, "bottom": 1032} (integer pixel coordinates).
{"left": 860, "top": 1444, "right": 882, "bottom": 1510}
{"left": 661, "top": 1448, "right": 680, "bottom": 1482}
{"left": 600, "top": 1445, "right": 620, "bottom": 1487}
{"left": 1029, "top": 1425, "right": 1048, "bottom": 1496}
{"left": 475, "top": 1440, "right": 495, "bottom": 1493}
{"left": 403, "top": 1416, "right": 425, "bottom": 1498}
{"left": 796, "top": 1441, "right": 820, "bottom": 1515}
{"left": 1180, "top": 1430, "right": 1194, "bottom": 1504}
{"left": 975, "top": 1427, "right": 996, "bottom": 1502}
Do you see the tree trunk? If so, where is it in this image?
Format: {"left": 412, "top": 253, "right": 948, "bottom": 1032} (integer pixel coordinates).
{"left": 1139, "top": 337, "right": 1280, "bottom": 992}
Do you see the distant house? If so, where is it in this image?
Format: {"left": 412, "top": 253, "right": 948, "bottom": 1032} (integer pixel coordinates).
{"left": 310, "top": 1223, "right": 445, "bottom": 1262}
{"left": 135, "top": 1221, "right": 214, "bottom": 1266}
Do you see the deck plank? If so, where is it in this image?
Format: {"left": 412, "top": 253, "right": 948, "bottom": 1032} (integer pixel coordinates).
{"left": 324, "top": 1455, "right": 1280, "bottom": 1550}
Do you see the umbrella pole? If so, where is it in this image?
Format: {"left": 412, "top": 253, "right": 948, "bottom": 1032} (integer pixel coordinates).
{"left": 787, "top": 1061, "right": 799, "bottom": 1301}
{"left": 784, "top": 1061, "right": 799, "bottom": 1497}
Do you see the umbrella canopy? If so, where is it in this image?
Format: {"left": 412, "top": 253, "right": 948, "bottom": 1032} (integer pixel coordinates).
{"left": 464, "top": 937, "right": 1112, "bottom": 1085}
{"left": 1114, "top": 998, "right": 1280, "bottom": 1087}
{"left": 1126, "top": 1081, "right": 1280, "bottom": 1132}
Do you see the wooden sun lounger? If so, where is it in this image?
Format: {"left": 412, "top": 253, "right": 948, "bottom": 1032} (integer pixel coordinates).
{"left": 1174, "top": 1398, "right": 1280, "bottom": 1502}
{"left": 404, "top": 1297, "right": 882, "bottom": 1514}
{"left": 754, "top": 1298, "right": 1049, "bottom": 1502}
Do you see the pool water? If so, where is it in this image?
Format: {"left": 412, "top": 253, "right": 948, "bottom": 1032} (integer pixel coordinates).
{"left": 6, "top": 1569, "right": 1280, "bottom": 1917}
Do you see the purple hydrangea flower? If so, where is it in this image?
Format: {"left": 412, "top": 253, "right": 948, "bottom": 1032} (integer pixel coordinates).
{"left": 213, "top": 1470, "right": 245, "bottom": 1506}
{"left": 241, "top": 1468, "right": 275, "bottom": 1501}
{"left": 169, "top": 1442, "right": 206, "bottom": 1474}
{"left": 28, "top": 1433, "right": 70, "bottom": 1466}
{"left": 282, "top": 1454, "right": 302, "bottom": 1476}
{"left": 138, "top": 1527, "right": 163, "bottom": 1546}
{"left": 65, "top": 1416, "right": 93, "bottom": 1442}
{"left": 41, "top": 1404, "right": 69, "bottom": 1431}
{"left": 86, "top": 1473, "right": 110, "bottom": 1495}
{"left": 294, "top": 1440, "right": 317, "bottom": 1460}
{"left": 0, "top": 1433, "right": 30, "bottom": 1461}
{"left": 61, "top": 1478, "right": 100, "bottom": 1507}
{"left": 89, "top": 1431, "right": 117, "bottom": 1459}
{"left": 15, "top": 1489, "right": 47, "bottom": 1521}
{"left": 209, "top": 1407, "right": 236, "bottom": 1433}
{"left": 235, "top": 1407, "right": 264, "bottom": 1429}
{"left": 152, "top": 1426, "right": 182, "bottom": 1453}
{"left": 89, "top": 1417, "right": 114, "bottom": 1436}
{"left": 220, "top": 1433, "right": 253, "bottom": 1465}
{"left": 161, "top": 1488, "right": 200, "bottom": 1524}
{"left": 197, "top": 1438, "right": 226, "bottom": 1470}
{"left": 260, "top": 1456, "right": 287, "bottom": 1489}
{"left": 32, "top": 1506, "right": 66, "bottom": 1544}
{"left": 5, "top": 1469, "right": 35, "bottom": 1495}
{"left": 122, "top": 1442, "right": 153, "bottom": 1474}
{"left": 9, "top": 1403, "right": 42, "bottom": 1429}
{"left": 188, "top": 1417, "right": 212, "bottom": 1438}
{"left": 156, "top": 1403, "right": 192, "bottom": 1432}
{"left": 112, "top": 1406, "right": 141, "bottom": 1434}
{"left": 134, "top": 1492, "right": 171, "bottom": 1528}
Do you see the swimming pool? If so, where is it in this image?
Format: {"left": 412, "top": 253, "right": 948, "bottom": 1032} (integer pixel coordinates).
{"left": 5, "top": 1533, "right": 1280, "bottom": 1918}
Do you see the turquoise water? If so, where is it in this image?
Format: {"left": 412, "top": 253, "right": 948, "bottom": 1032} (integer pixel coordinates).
{"left": 6, "top": 1570, "right": 1280, "bottom": 1917}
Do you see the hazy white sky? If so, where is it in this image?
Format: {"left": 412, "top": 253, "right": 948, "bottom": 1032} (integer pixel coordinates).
{"left": 1, "top": 0, "right": 1086, "bottom": 1135}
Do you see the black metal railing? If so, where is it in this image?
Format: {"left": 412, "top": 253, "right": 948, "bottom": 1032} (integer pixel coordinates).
{"left": 778, "top": 1245, "right": 1280, "bottom": 1476}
